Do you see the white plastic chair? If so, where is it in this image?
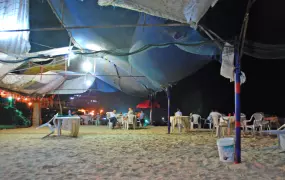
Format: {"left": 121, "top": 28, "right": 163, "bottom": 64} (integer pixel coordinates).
{"left": 244, "top": 113, "right": 268, "bottom": 135}
{"left": 211, "top": 113, "right": 226, "bottom": 137}
{"left": 203, "top": 116, "right": 212, "bottom": 129}
{"left": 106, "top": 112, "right": 113, "bottom": 128}
{"left": 125, "top": 114, "right": 136, "bottom": 130}
{"left": 174, "top": 113, "right": 183, "bottom": 133}
{"left": 116, "top": 114, "right": 123, "bottom": 128}
{"left": 191, "top": 114, "right": 201, "bottom": 129}
{"left": 36, "top": 113, "right": 58, "bottom": 138}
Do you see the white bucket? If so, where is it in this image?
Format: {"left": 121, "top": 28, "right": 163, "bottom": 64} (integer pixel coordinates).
{"left": 217, "top": 138, "right": 235, "bottom": 162}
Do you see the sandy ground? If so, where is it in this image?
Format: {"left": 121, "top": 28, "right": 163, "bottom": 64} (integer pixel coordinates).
{"left": 0, "top": 126, "right": 285, "bottom": 180}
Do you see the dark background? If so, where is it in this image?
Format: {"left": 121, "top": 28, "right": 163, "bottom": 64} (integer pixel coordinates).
{"left": 156, "top": 58, "right": 285, "bottom": 118}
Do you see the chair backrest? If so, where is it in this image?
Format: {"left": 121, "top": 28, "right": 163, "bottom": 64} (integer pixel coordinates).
{"left": 211, "top": 112, "right": 221, "bottom": 126}
{"left": 106, "top": 112, "right": 111, "bottom": 119}
{"left": 240, "top": 113, "right": 246, "bottom": 120}
{"left": 212, "top": 116, "right": 219, "bottom": 127}
{"left": 175, "top": 112, "right": 182, "bottom": 116}
{"left": 252, "top": 113, "right": 264, "bottom": 126}
{"left": 116, "top": 114, "right": 123, "bottom": 122}
{"left": 253, "top": 113, "right": 263, "bottom": 121}
{"left": 128, "top": 114, "right": 135, "bottom": 124}
{"left": 192, "top": 114, "right": 200, "bottom": 124}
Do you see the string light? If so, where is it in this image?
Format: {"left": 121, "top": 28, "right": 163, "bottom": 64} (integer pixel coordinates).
{"left": 7, "top": 96, "right": 13, "bottom": 101}
{"left": 0, "top": 89, "right": 53, "bottom": 108}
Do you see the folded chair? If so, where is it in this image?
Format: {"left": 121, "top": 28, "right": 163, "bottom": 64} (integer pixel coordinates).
{"left": 36, "top": 113, "right": 58, "bottom": 138}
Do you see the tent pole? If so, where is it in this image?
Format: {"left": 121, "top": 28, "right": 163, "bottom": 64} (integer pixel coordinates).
{"left": 234, "top": 0, "right": 252, "bottom": 164}
{"left": 166, "top": 87, "right": 171, "bottom": 134}
{"left": 150, "top": 94, "right": 153, "bottom": 125}
{"left": 234, "top": 43, "right": 241, "bottom": 164}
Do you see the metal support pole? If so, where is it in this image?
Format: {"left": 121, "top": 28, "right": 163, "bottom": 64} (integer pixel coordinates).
{"left": 234, "top": 44, "right": 241, "bottom": 164}
{"left": 150, "top": 94, "right": 153, "bottom": 125}
{"left": 234, "top": 0, "right": 252, "bottom": 164}
{"left": 166, "top": 87, "right": 171, "bottom": 134}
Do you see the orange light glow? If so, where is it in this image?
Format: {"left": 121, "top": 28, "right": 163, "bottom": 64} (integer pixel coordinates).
{"left": 24, "top": 98, "right": 28, "bottom": 101}
{"left": 100, "top": 109, "right": 103, "bottom": 113}
{"left": 78, "top": 109, "right": 86, "bottom": 113}
{"left": 28, "top": 102, "right": 32, "bottom": 106}
{"left": 17, "top": 97, "right": 21, "bottom": 101}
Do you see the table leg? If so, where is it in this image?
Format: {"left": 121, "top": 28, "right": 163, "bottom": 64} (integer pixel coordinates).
{"left": 58, "top": 120, "right": 62, "bottom": 136}
{"left": 216, "top": 126, "right": 220, "bottom": 138}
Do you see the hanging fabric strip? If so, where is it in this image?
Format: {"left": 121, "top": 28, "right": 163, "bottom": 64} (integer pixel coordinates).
{"left": 40, "top": 65, "right": 43, "bottom": 80}
{"left": 67, "top": 38, "right": 72, "bottom": 67}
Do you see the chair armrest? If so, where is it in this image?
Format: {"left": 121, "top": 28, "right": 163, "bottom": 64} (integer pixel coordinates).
{"left": 278, "top": 124, "right": 285, "bottom": 130}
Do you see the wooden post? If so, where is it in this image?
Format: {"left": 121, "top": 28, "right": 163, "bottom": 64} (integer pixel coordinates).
{"left": 32, "top": 102, "right": 42, "bottom": 127}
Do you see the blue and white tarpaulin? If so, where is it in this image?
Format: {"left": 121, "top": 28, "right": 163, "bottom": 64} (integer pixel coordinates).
{"left": 0, "top": 0, "right": 220, "bottom": 96}
{"left": 98, "top": 0, "right": 219, "bottom": 27}
{"left": 0, "top": 0, "right": 30, "bottom": 55}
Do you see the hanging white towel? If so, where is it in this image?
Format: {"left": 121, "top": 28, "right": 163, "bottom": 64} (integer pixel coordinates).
{"left": 221, "top": 43, "right": 246, "bottom": 84}
{"left": 220, "top": 43, "right": 235, "bottom": 81}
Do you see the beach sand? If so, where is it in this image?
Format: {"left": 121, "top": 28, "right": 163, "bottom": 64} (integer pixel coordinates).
{"left": 0, "top": 126, "right": 284, "bottom": 180}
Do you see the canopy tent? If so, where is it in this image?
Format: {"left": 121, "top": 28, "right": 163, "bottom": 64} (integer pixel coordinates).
{"left": 1, "top": 0, "right": 284, "bottom": 97}
{"left": 0, "top": 0, "right": 284, "bottom": 165}
{"left": 0, "top": 0, "right": 220, "bottom": 97}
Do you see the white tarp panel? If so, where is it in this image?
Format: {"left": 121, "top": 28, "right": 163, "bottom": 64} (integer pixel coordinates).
{"left": 98, "top": 0, "right": 218, "bottom": 27}
{"left": 0, "top": 54, "right": 23, "bottom": 77}
{"left": 0, "top": 71, "right": 94, "bottom": 95}
{"left": 0, "top": 0, "right": 30, "bottom": 55}
{"left": 28, "top": 47, "right": 71, "bottom": 62}
{"left": 50, "top": 75, "right": 95, "bottom": 95}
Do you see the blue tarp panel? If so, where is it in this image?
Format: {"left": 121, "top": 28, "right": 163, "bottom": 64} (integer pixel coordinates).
{"left": 93, "top": 78, "right": 118, "bottom": 93}
{"left": 46, "top": 0, "right": 219, "bottom": 96}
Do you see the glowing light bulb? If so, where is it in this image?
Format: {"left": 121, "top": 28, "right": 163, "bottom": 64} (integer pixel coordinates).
{"left": 86, "top": 44, "right": 101, "bottom": 51}
{"left": 69, "top": 52, "right": 76, "bottom": 59}
{"left": 82, "top": 61, "right": 92, "bottom": 72}
{"left": 85, "top": 80, "right": 92, "bottom": 86}
{"left": 7, "top": 96, "right": 12, "bottom": 101}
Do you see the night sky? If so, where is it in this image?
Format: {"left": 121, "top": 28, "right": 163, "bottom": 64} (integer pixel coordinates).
{"left": 28, "top": 0, "right": 285, "bottom": 119}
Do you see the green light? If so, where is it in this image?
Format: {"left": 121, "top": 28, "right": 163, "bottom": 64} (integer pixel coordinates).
{"left": 7, "top": 96, "right": 13, "bottom": 101}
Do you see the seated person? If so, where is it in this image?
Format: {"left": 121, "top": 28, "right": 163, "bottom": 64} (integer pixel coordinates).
{"left": 128, "top": 108, "right": 134, "bottom": 115}
{"left": 123, "top": 108, "right": 134, "bottom": 122}
{"left": 109, "top": 110, "right": 117, "bottom": 129}
{"left": 95, "top": 113, "right": 100, "bottom": 126}
{"left": 175, "top": 108, "right": 182, "bottom": 116}
{"left": 138, "top": 110, "right": 145, "bottom": 127}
